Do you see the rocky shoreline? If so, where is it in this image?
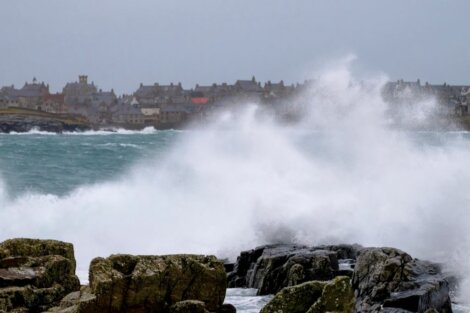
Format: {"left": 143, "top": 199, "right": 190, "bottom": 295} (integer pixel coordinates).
{"left": 0, "top": 112, "right": 470, "bottom": 134}
{"left": 0, "top": 115, "right": 189, "bottom": 133}
{"left": 0, "top": 115, "right": 90, "bottom": 133}
{"left": 0, "top": 238, "right": 455, "bottom": 313}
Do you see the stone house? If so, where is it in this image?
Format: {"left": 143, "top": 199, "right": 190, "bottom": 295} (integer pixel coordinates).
{"left": 112, "top": 96, "right": 146, "bottom": 125}
{"left": 0, "top": 92, "right": 20, "bottom": 109}
{"left": 159, "top": 83, "right": 184, "bottom": 97}
{"left": 63, "top": 76, "right": 116, "bottom": 124}
{"left": 134, "top": 84, "right": 157, "bottom": 99}
{"left": 233, "top": 76, "right": 263, "bottom": 103}
{"left": 263, "top": 80, "right": 295, "bottom": 100}
{"left": 41, "top": 93, "right": 66, "bottom": 113}
{"left": 0, "top": 78, "right": 50, "bottom": 110}
{"left": 63, "top": 76, "right": 97, "bottom": 98}
{"left": 194, "top": 83, "right": 233, "bottom": 103}
{"left": 63, "top": 76, "right": 97, "bottom": 113}
{"left": 190, "top": 91, "right": 210, "bottom": 105}
{"left": 140, "top": 106, "right": 160, "bottom": 125}
{"left": 134, "top": 82, "right": 186, "bottom": 102}
{"left": 159, "top": 104, "right": 190, "bottom": 124}
{"left": 234, "top": 76, "right": 263, "bottom": 93}
{"left": 90, "top": 90, "right": 117, "bottom": 124}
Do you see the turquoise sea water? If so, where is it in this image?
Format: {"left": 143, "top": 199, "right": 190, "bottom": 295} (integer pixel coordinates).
{"left": 0, "top": 129, "right": 180, "bottom": 198}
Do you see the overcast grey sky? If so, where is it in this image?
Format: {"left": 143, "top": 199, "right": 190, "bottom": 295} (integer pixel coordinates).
{"left": 0, "top": 0, "right": 469, "bottom": 94}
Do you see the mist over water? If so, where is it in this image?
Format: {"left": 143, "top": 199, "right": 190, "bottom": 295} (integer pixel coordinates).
{"left": 1, "top": 62, "right": 470, "bottom": 304}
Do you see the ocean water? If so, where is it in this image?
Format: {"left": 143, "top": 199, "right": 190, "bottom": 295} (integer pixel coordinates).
{"left": 224, "top": 289, "right": 272, "bottom": 313}
{"left": 1, "top": 64, "right": 470, "bottom": 311}
{"left": 0, "top": 128, "right": 179, "bottom": 198}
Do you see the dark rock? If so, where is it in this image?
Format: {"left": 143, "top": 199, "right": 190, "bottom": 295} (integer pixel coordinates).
{"left": 228, "top": 244, "right": 361, "bottom": 295}
{"left": 228, "top": 246, "right": 267, "bottom": 288}
{"left": 317, "top": 244, "right": 361, "bottom": 260}
{"left": 254, "top": 249, "right": 338, "bottom": 295}
{"left": 0, "top": 115, "right": 90, "bottom": 133}
{"left": 218, "top": 303, "right": 236, "bottom": 313}
{"left": 0, "top": 238, "right": 80, "bottom": 313}
{"left": 352, "top": 247, "right": 453, "bottom": 313}
{"left": 224, "top": 263, "right": 234, "bottom": 273}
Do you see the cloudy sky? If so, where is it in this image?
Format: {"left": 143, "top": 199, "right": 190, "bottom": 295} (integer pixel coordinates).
{"left": 0, "top": 0, "right": 469, "bottom": 94}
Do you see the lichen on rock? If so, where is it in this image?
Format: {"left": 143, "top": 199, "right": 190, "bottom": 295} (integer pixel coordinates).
{"left": 0, "top": 238, "right": 80, "bottom": 313}
{"left": 260, "top": 276, "right": 354, "bottom": 313}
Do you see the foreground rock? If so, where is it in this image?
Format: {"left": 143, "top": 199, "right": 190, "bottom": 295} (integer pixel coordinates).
{"left": 352, "top": 247, "right": 452, "bottom": 313}
{"left": 49, "top": 254, "right": 228, "bottom": 313}
{"left": 227, "top": 244, "right": 360, "bottom": 295}
{"left": 0, "top": 238, "right": 80, "bottom": 312}
{"left": 260, "top": 276, "right": 354, "bottom": 313}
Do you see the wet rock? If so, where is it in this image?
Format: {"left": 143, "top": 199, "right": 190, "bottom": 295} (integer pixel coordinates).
{"left": 0, "top": 238, "right": 80, "bottom": 313}
{"left": 260, "top": 276, "right": 354, "bottom": 313}
{"left": 255, "top": 249, "right": 338, "bottom": 295}
{"left": 217, "top": 304, "right": 236, "bottom": 313}
{"left": 318, "top": 244, "right": 360, "bottom": 260}
{"left": 352, "top": 247, "right": 453, "bottom": 313}
{"left": 0, "top": 115, "right": 90, "bottom": 133}
{"left": 228, "top": 246, "right": 266, "bottom": 288}
{"left": 223, "top": 263, "right": 234, "bottom": 273}
{"left": 227, "top": 244, "right": 361, "bottom": 295}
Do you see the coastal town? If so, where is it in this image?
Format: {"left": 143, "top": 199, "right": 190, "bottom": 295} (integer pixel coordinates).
{"left": 0, "top": 75, "right": 469, "bottom": 131}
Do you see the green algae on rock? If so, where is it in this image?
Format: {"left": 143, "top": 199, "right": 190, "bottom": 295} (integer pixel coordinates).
{"left": 49, "top": 254, "right": 227, "bottom": 313}
{"left": 260, "top": 276, "right": 354, "bottom": 313}
{"left": 0, "top": 238, "right": 80, "bottom": 313}
{"left": 307, "top": 276, "right": 354, "bottom": 313}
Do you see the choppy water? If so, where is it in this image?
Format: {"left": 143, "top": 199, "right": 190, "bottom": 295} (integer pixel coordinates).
{"left": 0, "top": 128, "right": 179, "bottom": 197}
{"left": 1, "top": 129, "right": 468, "bottom": 198}
{"left": 225, "top": 289, "right": 272, "bottom": 313}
